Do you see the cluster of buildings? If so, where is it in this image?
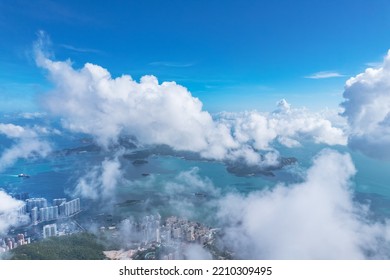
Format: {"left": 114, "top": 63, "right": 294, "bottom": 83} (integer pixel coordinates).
{"left": 24, "top": 197, "right": 81, "bottom": 225}
{"left": 0, "top": 233, "right": 31, "bottom": 253}
{"left": 163, "top": 216, "right": 213, "bottom": 245}
{"left": 103, "top": 215, "right": 216, "bottom": 260}
{"left": 43, "top": 224, "right": 57, "bottom": 239}
{"left": 0, "top": 193, "right": 82, "bottom": 254}
{"left": 140, "top": 214, "right": 161, "bottom": 244}
{"left": 105, "top": 214, "right": 214, "bottom": 247}
{"left": 159, "top": 216, "right": 215, "bottom": 260}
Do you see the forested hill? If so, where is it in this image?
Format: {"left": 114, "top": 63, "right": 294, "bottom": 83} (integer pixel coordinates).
{"left": 10, "top": 233, "right": 106, "bottom": 260}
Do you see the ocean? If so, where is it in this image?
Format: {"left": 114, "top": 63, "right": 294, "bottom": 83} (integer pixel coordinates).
{"left": 2, "top": 133, "right": 390, "bottom": 225}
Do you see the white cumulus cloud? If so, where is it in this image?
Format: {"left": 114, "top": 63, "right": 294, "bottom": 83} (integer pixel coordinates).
{"left": 0, "top": 191, "right": 28, "bottom": 235}
{"left": 341, "top": 50, "right": 390, "bottom": 159}
{"left": 34, "top": 33, "right": 347, "bottom": 167}
{"left": 217, "top": 99, "right": 346, "bottom": 151}
{"left": 0, "top": 123, "right": 52, "bottom": 172}
{"left": 217, "top": 149, "right": 390, "bottom": 259}
{"left": 74, "top": 157, "right": 123, "bottom": 203}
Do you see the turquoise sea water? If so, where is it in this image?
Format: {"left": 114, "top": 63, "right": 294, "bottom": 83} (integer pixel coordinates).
{"left": 278, "top": 142, "right": 390, "bottom": 218}
{"left": 2, "top": 137, "right": 390, "bottom": 225}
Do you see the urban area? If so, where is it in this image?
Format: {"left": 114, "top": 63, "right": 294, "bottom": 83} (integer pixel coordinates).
{"left": 0, "top": 190, "right": 231, "bottom": 259}
{"left": 0, "top": 190, "right": 81, "bottom": 252}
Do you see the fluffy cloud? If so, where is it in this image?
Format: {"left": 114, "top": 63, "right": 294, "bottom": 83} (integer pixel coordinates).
{"left": 19, "top": 112, "right": 47, "bottom": 119}
{"left": 161, "top": 167, "right": 221, "bottom": 220}
{"left": 0, "top": 191, "right": 28, "bottom": 235}
{"left": 164, "top": 167, "right": 220, "bottom": 197}
{"left": 218, "top": 99, "right": 346, "bottom": 152}
{"left": 217, "top": 149, "right": 390, "bottom": 259}
{"left": 0, "top": 123, "right": 52, "bottom": 172}
{"left": 34, "top": 33, "right": 346, "bottom": 167}
{"left": 120, "top": 167, "right": 221, "bottom": 221}
{"left": 35, "top": 33, "right": 222, "bottom": 152}
{"left": 341, "top": 50, "right": 390, "bottom": 159}
{"left": 0, "top": 123, "right": 35, "bottom": 138}
{"left": 183, "top": 244, "right": 212, "bottom": 260}
{"left": 74, "top": 157, "right": 122, "bottom": 203}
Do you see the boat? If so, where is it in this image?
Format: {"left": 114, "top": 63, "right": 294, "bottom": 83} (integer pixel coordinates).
{"left": 18, "top": 173, "right": 30, "bottom": 178}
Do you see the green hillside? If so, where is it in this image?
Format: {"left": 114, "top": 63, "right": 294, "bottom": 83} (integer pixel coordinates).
{"left": 11, "top": 233, "right": 106, "bottom": 260}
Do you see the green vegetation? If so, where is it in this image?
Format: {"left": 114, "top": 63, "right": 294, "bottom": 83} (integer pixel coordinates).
{"left": 11, "top": 233, "right": 106, "bottom": 260}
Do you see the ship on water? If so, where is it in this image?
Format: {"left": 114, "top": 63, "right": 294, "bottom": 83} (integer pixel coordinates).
{"left": 18, "top": 173, "right": 30, "bottom": 178}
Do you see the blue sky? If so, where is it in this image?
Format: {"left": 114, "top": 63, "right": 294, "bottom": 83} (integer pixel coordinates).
{"left": 1, "top": 0, "right": 390, "bottom": 112}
